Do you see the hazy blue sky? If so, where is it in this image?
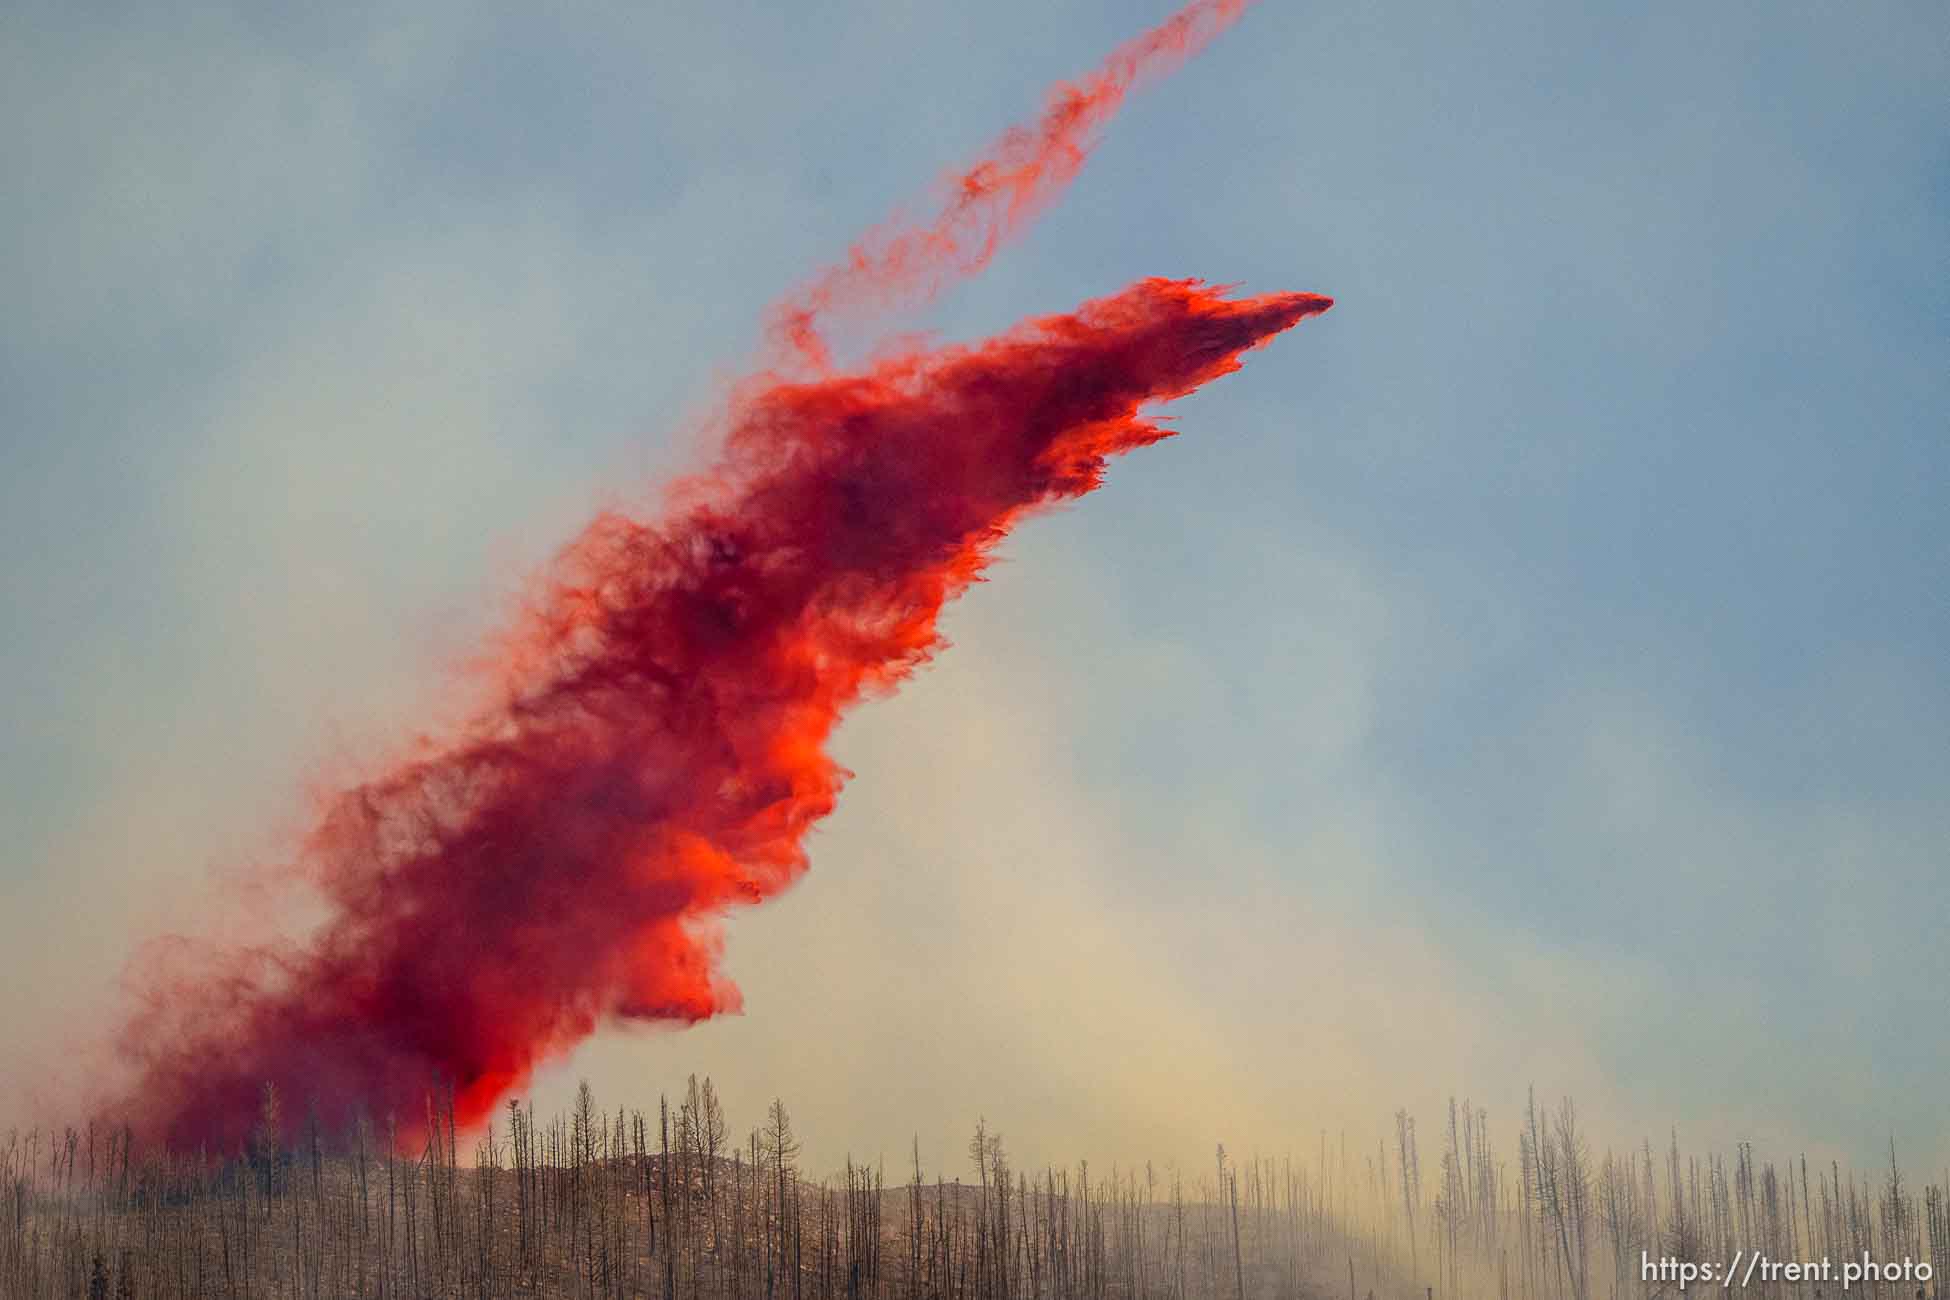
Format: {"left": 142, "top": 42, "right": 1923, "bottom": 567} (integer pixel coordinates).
{"left": 3, "top": 0, "right": 1945, "bottom": 1176}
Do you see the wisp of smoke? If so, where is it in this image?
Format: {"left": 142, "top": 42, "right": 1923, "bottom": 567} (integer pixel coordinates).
{"left": 113, "top": 0, "right": 1330, "bottom": 1150}
{"left": 769, "top": 0, "right": 1259, "bottom": 368}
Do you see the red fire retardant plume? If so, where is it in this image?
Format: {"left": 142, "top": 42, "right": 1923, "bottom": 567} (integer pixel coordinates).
{"left": 112, "top": 0, "right": 1331, "bottom": 1152}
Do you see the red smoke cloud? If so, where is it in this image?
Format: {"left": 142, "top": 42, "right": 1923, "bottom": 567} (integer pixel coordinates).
{"left": 114, "top": 0, "right": 1329, "bottom": 1150}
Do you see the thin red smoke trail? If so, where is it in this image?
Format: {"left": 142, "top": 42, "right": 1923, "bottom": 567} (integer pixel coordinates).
{"left": 769, "top": 0, "right": 1258, "bottom": 368}
{"left": 111, "top": 1, "right": 1330, "bottom": 1152}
